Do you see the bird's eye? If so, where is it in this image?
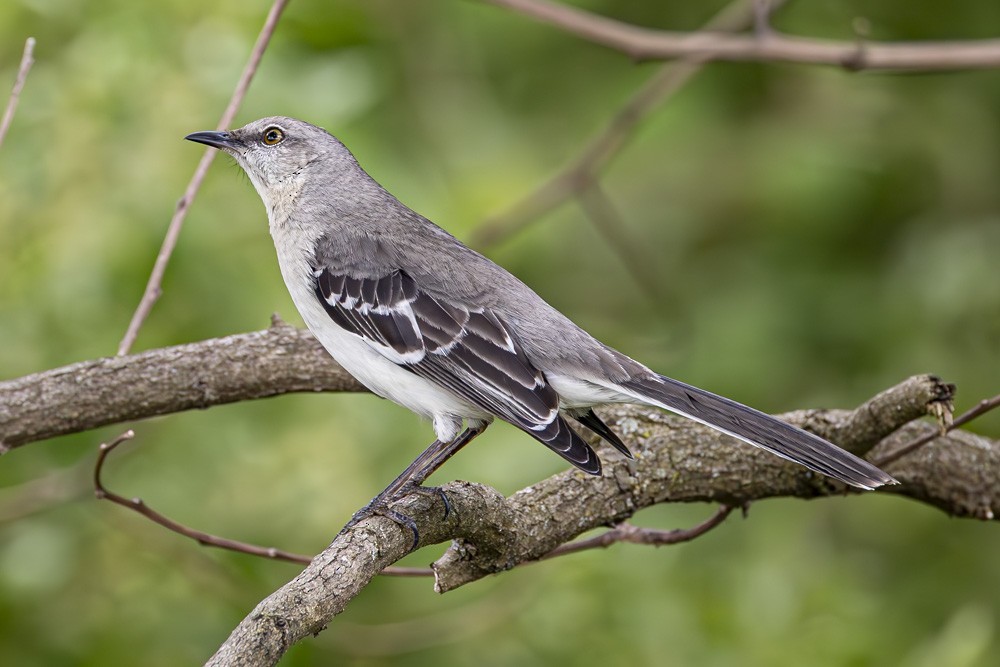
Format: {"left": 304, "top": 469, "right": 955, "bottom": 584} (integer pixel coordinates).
{"left": 262, "top": 127, "right": 284, "bottom": 146}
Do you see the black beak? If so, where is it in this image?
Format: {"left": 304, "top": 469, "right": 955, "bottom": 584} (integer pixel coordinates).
{"left": 184, "top": 130, "right": 240, "bottom": 150}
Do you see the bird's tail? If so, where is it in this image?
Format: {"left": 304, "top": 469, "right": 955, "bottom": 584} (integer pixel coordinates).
{"left": 616, "top": 374, "right": 896, "bottom": 490}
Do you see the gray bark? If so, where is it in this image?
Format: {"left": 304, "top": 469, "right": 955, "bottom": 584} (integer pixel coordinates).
{"left": 0, "top": 318, "right": 363, "bottom": 452}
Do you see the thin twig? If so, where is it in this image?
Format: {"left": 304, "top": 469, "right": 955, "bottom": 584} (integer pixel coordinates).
{"left": 875, "top": 393, "right": 1000, "bottom": 467}
{"left": 93, "top": 429, "right": 314, "bottom": 565}
{"left": 483, "top": 0, "right": 1000, "bottom": 70}
{"left": 0, "top": 37, "right": 36, "bottom": 151}
{"left": 91, "top": 425, "right": 734, "bottom": 577}
{"left": 92, "top": 428, "right": 434, "bottom": 576}
{"left": 116, "top": 0, "right": 291, "bottom": 356}
{"left": 542, "top": 505, "right": 734, "bottom": 559}
{"left": 471, "top": 0, "right": 776, "bottom": 248}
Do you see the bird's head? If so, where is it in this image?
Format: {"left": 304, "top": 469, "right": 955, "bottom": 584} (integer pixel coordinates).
{"left": 186, "top": 116, "right": 351, "bottom": 212}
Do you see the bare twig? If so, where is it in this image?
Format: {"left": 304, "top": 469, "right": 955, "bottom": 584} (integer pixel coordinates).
{"left": 542, "top": 504, "right": 734, "bottom": 559}
{"left": 0, "top": 37, "right": 36, "bottom": 151}
{"left": 94, "top": 429, "right": 315, "bottom": 564}
{"left": 874, "top": 393, "right": 1000, "bottom": 467}
{"left": 117, "top": 0, "right": 291, "bottom": 356}
{"left": 471, "top": 0, "right": 775, "bottom": 248}
{"left": 91, "top": 427, "right": 437, "bottom": 576}
{"left": 482, "top": 0, "right": 1000, "bottom": 70}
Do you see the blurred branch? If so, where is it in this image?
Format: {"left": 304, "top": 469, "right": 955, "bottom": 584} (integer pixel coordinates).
{"left": 117, "top": 0, "right": 291, "bottom": 356}
{"left": 484, "top": 0, "right": 1000, "bottom": 70}
{"left": 0, "top": 37, "right": 35, "bottom": 151}
{"left": 207, "top": 374, "right": 996, "bottom": 667}
{"left": 0, "top": 318, "right": 364, "bottom": 453}
{"left": 471, "top": 0, "right": 772, "bottom": 248}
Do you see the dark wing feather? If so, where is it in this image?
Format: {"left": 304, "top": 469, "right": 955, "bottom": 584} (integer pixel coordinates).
{"left": 313, "top": 266, "right": 600, "bottom": 474}
{"left": 571, "top": 409, "right": 633, "bottom": 459}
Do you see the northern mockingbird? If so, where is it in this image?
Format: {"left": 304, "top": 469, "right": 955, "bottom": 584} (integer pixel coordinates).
{"left": 186, "top": 117, "right": 894, "bottom": 535}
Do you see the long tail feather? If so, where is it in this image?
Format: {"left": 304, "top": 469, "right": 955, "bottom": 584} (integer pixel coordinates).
{"left": 618, "top": 375, "right": 896, "bottom": 489}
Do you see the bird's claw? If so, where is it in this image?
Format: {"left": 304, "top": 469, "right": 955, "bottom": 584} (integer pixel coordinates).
{"left": 340, "top": 483, "right": 452, "bottom": 552}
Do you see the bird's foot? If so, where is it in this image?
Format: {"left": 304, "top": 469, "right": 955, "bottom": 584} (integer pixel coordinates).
{"left": 340, "top": 483, "right": 452, "bottom": 551}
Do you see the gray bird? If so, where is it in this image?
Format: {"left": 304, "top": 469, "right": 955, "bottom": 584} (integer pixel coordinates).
{"left": 186, "top": 117, "right": 895, "bottom": 532}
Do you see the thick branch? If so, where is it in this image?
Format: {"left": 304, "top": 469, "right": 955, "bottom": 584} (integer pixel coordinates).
{"left": 208, "top": 375, "right": 992, "bottom": 666}
{"left": 484, "top": 0, "right": 1000, "bottom": 70}
{"left": 0, "top": 320, "right": 363, "bottom": 451}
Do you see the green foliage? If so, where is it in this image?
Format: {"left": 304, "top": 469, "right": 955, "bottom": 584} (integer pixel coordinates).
{"left": 0, "top": 1, "right": 997, "bottom": 664}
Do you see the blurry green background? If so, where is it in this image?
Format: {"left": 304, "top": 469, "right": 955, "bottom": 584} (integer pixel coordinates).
{"left": 1, "top": 0, "right": 999, "bottom": 665}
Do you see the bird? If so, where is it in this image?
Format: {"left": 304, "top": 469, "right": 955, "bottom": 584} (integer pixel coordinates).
{"left": 186, "top": 116, "right": 895, "bottom": 537}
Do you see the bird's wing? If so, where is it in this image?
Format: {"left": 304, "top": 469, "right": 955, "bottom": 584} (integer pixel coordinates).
{"left": 312, "top": 266, "right": 601, "bottom": 473}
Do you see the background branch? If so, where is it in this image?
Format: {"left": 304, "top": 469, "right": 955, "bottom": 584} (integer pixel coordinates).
{"left": 93, "top": 429, "right": 315, "bottom": 565}
{"left": 484, "top": 0, "right": 1000, "bottom": 70}
{"left": 471, "top": 0, "right": 773, "bottom": 249}
{"left": 0, "top": 36, "right": 34, "bottom": 150}
{"left": 116, "top": 0, "right": 291, "bottom": 356}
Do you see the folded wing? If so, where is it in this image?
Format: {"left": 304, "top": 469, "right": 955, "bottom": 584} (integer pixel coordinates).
{"left": 312, "top": 266, "right": 601, "bottom": 473}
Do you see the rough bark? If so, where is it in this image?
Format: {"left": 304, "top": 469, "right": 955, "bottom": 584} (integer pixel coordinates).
{"left": 0, "top": 319, "right": 363, "bottom": 452}
{"left": 206, "top": 375, "right": 995, "bottom": 667}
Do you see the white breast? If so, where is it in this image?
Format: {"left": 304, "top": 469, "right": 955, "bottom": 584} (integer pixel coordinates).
{"left": 268, "top": 222, "right": 485, "bottom": 441}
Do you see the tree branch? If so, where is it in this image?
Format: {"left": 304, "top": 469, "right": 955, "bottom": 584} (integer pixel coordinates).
{"left": 0, "top": 320, "right": 989, "bottom": 666}
{"left": 483, "top": 0, "right": 1000, "bottom": 70}
{"left": 0, "top": 319, "right": 364, "bottom": 453}
{"left": 206, "top": 375, "right": 994, "bottom": 666}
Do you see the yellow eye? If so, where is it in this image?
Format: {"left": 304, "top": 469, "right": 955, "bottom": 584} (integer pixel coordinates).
{"left": 262, "top": 127, "right": 284, "bottom": 145}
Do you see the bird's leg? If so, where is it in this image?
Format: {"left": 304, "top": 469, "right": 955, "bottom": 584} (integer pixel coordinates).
{"left": 341, "top": 424, "right": 488, "bottom": 549}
